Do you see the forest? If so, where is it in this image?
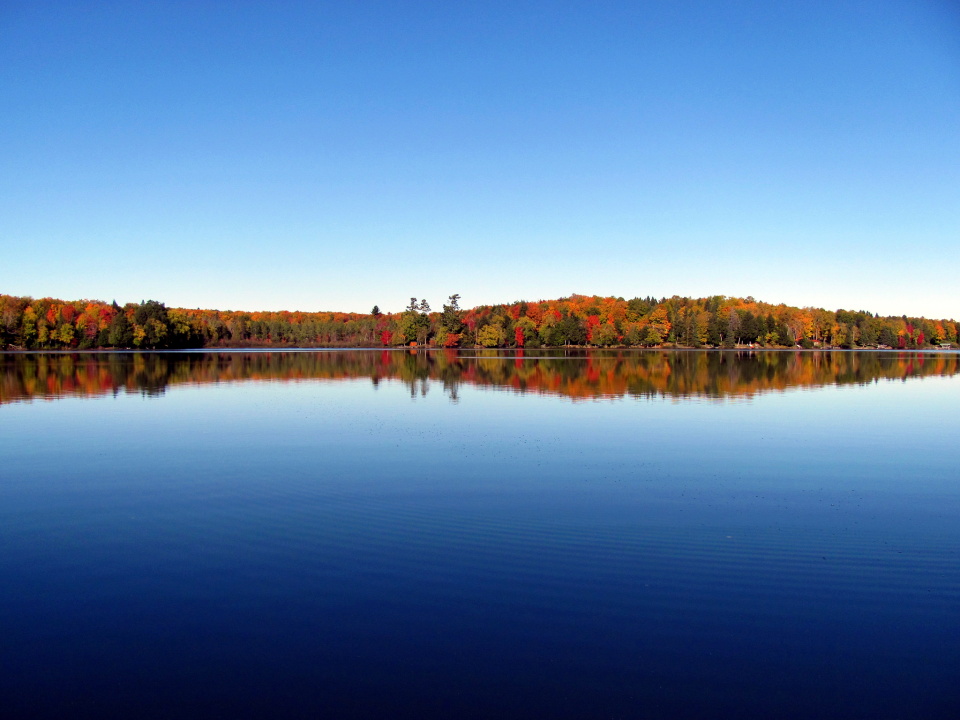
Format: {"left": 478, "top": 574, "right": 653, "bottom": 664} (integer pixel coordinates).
{"left": 0, "top": 292, "right": 957, "bottom": 351}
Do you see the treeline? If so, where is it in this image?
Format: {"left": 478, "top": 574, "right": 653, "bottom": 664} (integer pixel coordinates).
{"left": 0, "top": 292, "right": 957, "bottom": 350}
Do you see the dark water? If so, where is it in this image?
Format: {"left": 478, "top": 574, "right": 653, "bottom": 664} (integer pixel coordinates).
{"left": 1, "top": 350, "right": 958, "bottom": 718}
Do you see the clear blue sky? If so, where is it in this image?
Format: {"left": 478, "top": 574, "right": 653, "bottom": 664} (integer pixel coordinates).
{"left": 2, "top": 1, "right": 958, "bottom": 318}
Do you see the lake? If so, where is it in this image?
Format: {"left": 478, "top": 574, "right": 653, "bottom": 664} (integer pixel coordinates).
{"left": 1, "top": 349, "right": 958, "bottom": 718}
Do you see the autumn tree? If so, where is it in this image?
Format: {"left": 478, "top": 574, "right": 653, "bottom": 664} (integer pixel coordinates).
{"left": 594, "top": 321, "right": 620, "bottom": 346}
{"left": 643, "top": 326, "right": 664, "bottom": 346}
{"left": 514, "top": 316, "right": 538, "bottom": 347}
{"left": 1, "top": 291, "right": 957, "bottom": 352}
{"left": 478, "top": 323, "right": 506, "bottom": 347}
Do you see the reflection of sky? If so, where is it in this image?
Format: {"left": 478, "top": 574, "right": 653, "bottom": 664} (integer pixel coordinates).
{"left": 4, "top": 371, "right": 956, "bottom": 504}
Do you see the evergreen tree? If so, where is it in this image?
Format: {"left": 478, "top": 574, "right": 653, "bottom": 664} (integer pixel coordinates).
{"left": 108, "top": 311, "right": 133, "bottom": 347}
{"left": 441, "top": 294, "right": 463, "bottom": 334}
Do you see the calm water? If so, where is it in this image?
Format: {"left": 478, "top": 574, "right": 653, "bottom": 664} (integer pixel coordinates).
{"left": 1, "top": 350, "right": 958, "bottom": 718}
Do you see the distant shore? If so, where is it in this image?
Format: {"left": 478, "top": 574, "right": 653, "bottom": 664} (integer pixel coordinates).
{"left": 2, "top": 292, "right": 956, "bottom": 352}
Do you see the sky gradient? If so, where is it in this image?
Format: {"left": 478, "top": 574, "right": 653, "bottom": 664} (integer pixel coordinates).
{"left": 2, "top": 1, "right": 958, "bottom": 317}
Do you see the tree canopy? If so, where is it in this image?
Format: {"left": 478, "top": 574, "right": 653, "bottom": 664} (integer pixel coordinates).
{"left": 1, "top": 292, "right": 956, "bottom": 351}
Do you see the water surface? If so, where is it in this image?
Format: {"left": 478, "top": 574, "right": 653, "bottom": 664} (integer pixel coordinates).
{"left": 1, "top": 350, "right": 958, "bottom": 718}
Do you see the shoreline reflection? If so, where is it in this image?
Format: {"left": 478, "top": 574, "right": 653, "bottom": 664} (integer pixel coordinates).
{"left": 2, "top": 349, "right": 957, "bottom": 405}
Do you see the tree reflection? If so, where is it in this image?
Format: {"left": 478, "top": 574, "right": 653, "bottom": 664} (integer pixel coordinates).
{"left": 2, "top": 349, "right": 957, "bottom": 405}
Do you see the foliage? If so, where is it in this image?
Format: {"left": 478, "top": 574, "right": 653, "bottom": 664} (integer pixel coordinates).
{"left": 0, "top": 292, "right": 956, "bottom": 351}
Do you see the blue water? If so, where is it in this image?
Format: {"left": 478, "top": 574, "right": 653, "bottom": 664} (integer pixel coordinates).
{"left": 1, "top": 351, "right": 958, "bottom": 718}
